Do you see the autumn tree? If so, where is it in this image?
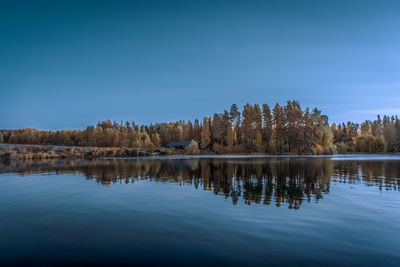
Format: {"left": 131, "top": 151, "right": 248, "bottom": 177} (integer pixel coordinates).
{"left": 226, "top": 124, "right": 236, "bottom": 147}
{"left": 241, "top": 104, "right": 256, "bottom": 148}
{"left": 229, "top": 104, "right": 241, "bottom": 128}
{"left": 185, "top": 140, "right": 200, "bottom": 154}
{"left": 273, "top": 103, "right": 285, "bottom": 153}
{"left": 262, "top": 104, "right": 272, "bottom": 152}
{"left": 285, "top": 101, "right": 303, "bottom": 153}
{"left": 255, "top": 131, "right": 264, "bottom": 153}
{"left": 201, "top": 117, "right": 211, "bottom": 149}
{"left": 193, "top": 119, "right": 201, "bottom": 140}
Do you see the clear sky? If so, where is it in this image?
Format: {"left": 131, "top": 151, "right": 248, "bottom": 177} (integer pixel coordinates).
{"left": 1, "top": 0, "right": 400, "bottom": 130}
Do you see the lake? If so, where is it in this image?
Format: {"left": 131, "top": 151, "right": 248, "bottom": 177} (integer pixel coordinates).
{"left": 0, "top": 155, "right": 399, "bottom": 266}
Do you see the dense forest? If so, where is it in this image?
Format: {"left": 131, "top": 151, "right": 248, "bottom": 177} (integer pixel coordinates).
{"left": 1, "top": 101, "right": 399, "bottom": 154}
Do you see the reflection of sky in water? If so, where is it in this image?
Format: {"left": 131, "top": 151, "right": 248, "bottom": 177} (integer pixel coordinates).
{"left": 0, "top": 161, "right": 399, "bottom": 265}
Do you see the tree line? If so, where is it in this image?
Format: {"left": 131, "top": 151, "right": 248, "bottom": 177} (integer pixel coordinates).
{"left": 1, "top": 101, "right": 400, "bottom": 154}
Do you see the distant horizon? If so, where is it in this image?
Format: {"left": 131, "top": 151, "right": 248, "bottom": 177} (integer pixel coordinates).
{"left": 0, "top": 101, "right": 396, "bottom": 131}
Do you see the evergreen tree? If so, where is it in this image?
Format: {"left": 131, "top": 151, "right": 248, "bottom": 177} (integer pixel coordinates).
{"left": 201, "top": 117, "right": 211, "bottom": 149}
{"left": 273, "top": 103, "right": 285, "bottom": 153}
{"left": 262, "top": 104, "right": 272, "bottom": 151}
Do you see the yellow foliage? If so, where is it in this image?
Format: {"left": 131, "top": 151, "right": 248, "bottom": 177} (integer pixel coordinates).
{"left": 314, "top": 144, "right": 324, "bottom": 154}
{"left": 184, "top": 141, "right": 200, "bottom": 154}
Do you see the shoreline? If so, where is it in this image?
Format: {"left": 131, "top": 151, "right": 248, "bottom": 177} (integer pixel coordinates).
{"left": 2, "top": 143, "right": 400, "bottom": 160}
{"left": 0, "top": 143, "right": 209, "bottom": 160}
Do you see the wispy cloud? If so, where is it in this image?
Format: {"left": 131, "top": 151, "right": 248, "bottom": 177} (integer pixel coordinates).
{"left": 352, "top": 109, "right": 400, "bottom": 115}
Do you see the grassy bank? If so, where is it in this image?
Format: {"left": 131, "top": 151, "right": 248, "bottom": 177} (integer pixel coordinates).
{"left": 0, "top": 144, "right": 186, "bottom": 160}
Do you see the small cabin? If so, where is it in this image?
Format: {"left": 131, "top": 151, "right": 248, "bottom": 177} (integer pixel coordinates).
{"left": 166, "top": 140, "right": 200, "bottom": 149}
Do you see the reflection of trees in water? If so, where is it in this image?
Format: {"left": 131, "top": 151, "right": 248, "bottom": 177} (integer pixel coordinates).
{"left": 332, "top": 160, "right": 400, "bottom": 191}
{"left": 78, "top": 158, "right": 333, "bottom": 209}
{"left": 1, "top": 157, "right": 399, "bottom": 209}
{"left": 194, "top": 159, "right": 333, "bottom": 209}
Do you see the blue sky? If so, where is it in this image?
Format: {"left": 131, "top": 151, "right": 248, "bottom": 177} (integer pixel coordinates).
{"left": 1, "top": 0, "right": 400, "bottom": 129}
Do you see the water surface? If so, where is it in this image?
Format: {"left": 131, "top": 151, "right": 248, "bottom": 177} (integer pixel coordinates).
{"left": 0, "top": 155, "right": 399, "bottom": 266}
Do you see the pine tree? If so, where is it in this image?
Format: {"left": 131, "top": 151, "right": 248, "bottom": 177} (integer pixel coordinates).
{"left": 201, "top": 117, "right": 211, "bottom": 149}
{"left": 255, "top": 131, "right": 263, "bottom": 153}
{"left": 226, "top": 124, "right": 236, "bottom": 147}
{"left": 229, "top": 104, "right": 241, "bottom": 127}
{"left": 273, "top": 103, "right": 285, "bottom": 153}
{"left": 262, "top": 104, "right": 272, "bottom": 151}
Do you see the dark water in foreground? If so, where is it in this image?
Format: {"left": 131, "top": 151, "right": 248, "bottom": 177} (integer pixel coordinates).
{"left": 0, "top": 155, "right": 399, "bottom": 266}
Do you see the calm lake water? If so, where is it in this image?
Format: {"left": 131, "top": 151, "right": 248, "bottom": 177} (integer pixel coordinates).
{"left": 0, "top": 155, "right": 399, "bottom": 266}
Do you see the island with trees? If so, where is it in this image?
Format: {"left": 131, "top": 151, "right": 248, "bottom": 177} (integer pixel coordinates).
{"left": 0, "top": 101, "right": 397, "bottom": 159}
